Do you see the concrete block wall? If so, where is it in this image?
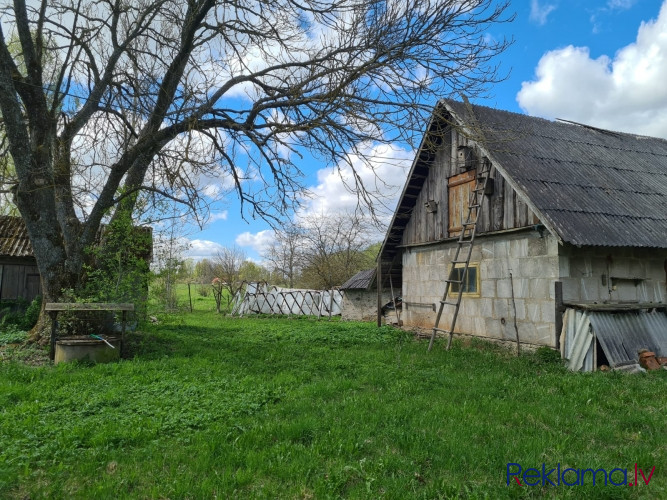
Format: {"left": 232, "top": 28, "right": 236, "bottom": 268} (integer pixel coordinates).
{"left": 402, "top": 231, "right": 560, "bottom": 347}
{"left": 341, "top": 290, "right": 393, "bottom": 322}
{"left": 559, "top": 246, "right": 667, "bottom": 304}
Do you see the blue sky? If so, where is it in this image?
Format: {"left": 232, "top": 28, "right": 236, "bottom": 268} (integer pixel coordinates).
{"left": 184, "top": 0, "right": 667, "bottom": 263}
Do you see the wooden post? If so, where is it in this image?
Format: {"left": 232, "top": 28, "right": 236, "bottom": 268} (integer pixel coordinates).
{"left": 326, "top": 289, "right": 334, "bottom": 321}
{"left": 188, "top": 283, "right": 193, "bottom": 313}
{"left": 509, "top": 271, "right": 520, "bottom": 356}
{"left": 554, "top": 281, "right": 564, "bottom": 350}
{"left": 389, "top": 274, "right": 400, "bottom": 325}
{"left": 48, "top": 311, "right": 58, "bottom": 361}
{"left": 121, "top": 310, "right": 127, "bottom": 354}
{"left": 376, "top": 260, "right": 382, "bottom": 327}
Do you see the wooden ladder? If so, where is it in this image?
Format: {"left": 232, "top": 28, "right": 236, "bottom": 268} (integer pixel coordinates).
{"left": 428, "top": 159, "right": 492, "bottom": 351}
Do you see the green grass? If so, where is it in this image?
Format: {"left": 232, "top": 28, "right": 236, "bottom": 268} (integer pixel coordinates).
{"left": 0, "top": 309, "right": 665, "bottom": 499}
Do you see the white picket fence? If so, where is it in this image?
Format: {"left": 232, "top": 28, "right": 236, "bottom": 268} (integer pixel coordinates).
{"left": 230, "top": 282, "right": 343, "bottom": 317}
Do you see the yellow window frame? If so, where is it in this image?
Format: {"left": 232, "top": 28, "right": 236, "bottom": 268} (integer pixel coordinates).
{"left": 448, "top": 262, "right": 481, "bottom": 297}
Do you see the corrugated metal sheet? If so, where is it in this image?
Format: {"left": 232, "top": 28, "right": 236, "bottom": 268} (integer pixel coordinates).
{"left": 442, "top": 100, "right": 667, "bottom": 249}
{"left": 0, "top": 215, "right": 34, "bottom": 258}
{"left": 340, "top": 268, "right": 375, "bottom": 290}
{"left": 561, "top": 308, "right": 594, "bottom": 372}
{"left": 589, "top": 310, "right": 667, "bottom": 368}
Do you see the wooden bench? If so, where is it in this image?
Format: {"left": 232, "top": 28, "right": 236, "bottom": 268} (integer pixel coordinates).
{"left": 45, "top": 303, "right": 135, "bottom": 361}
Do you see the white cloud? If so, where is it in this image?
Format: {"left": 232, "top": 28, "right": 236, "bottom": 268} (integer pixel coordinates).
{"left": 518, "top": 1, "right": 667, "bottom": 138}
{"left": 302, "top": 142, "right": 413, "bottom": 219}
{"left": 208, "top": 210, "right": 228, "bottom": 222}
{"left": 607, "top": 0, "right": 637, "bottom": 10}
{"left": 235, "top": 230, "right": 275, "bottom": 255}
{"left": 529, "top": 0, "right": 557, "bottom": 26}
{"left": 184, "top": 239, "right": 225, "bottom": 260}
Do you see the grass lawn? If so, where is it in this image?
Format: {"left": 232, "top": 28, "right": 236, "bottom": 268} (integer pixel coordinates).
{"left": 0, "top": 295, "right": 665, "bottom": 498}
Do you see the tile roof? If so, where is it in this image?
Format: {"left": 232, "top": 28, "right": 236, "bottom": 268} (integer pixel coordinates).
{"left": 0, "top": 215, "right": 34, "bottom": 258}
{"left": 0, "top": 215, "right": 153, "bottom": 260}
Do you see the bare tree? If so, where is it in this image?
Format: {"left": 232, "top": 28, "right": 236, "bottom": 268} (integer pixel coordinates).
{"left": 299, "top": 213, "right": 374, "bottom": 290}
{"left": 0, "top": 0, "right": 512, "bottom": 338}
{"left": 262, "top": 224, "right": 304, "bottom": 288}
{"left": 213, "top": 245, "right": 247, "bottom": 309}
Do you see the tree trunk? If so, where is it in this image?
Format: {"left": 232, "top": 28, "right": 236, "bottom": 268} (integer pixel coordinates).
{"left": 27, "top": 259, "right": 82, "bottom": 343}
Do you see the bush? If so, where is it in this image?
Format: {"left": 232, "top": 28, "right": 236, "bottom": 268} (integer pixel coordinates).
{"left": 21, "top": 295, "right": 41, "bottom": 330}
{"left": 197, "top": 284, "right": 210, "bottom": 297}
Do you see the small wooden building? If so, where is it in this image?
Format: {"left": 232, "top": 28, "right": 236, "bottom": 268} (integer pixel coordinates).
{"left": 0, "top": 215, "right": 153, "bottom": 306}
{"left": 0, "top": 216, "right": 41, "bottom": 302}
{"left": 379, "top": 100, "right": 666, "bottom": 369}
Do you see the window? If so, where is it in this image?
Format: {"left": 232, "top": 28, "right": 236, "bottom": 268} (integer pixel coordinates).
{"left": 448, "top": 171, "right": 476, "bottom": 236}
{"left": 448, "top": 262, "right": 480, "bottom": 296}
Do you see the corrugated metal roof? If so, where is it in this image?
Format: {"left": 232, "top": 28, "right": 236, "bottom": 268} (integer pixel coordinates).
{"left": 443, "top": 100, "right": 667, "bottom": 248}
{"left": 0, "top": 215, "right": 34, "bottom": 258}
{"left": 589, "top": 310, "right": 667, "bottom": 367}
{"left": 340, "top": 268, "right": 376, "bottom": 290}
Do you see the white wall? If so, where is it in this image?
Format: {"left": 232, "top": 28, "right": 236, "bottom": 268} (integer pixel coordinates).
{"left": 401, "top": 230, "right": 560, "bottom": 347}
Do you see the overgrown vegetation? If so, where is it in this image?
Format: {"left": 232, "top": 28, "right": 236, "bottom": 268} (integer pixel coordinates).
{"left": 0, "top": 295, "right": 41, "bottom": 331}
{"left": 0, "top": 302, "right": 664, "bottom": 498}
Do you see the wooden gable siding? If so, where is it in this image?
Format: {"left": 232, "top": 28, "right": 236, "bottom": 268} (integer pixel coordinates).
{"left": 0, "top": 262, "right": 41, "bottom": 302}
{"left": 401, "top": 128, "right": 538, "bottom": 246}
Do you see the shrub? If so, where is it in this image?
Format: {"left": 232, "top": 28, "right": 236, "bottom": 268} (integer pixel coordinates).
{"left": 21, "top": 295, "right": 41, "bottom": 330}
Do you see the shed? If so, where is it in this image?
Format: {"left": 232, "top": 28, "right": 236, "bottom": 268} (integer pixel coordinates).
{"left": 0, "top": 215, "right": 152, "bottom": 305}
{"left": 379, "top": 99, "right": 667, "bottom": 370}
{"left": 340, "top": 269, "right": 395, "bottom": 322}
{"left": 0, "top": 215, "right": 41, "bottom": 302}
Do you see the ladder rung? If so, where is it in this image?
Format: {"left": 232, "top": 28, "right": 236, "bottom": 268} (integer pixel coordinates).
{"left": 469, "top": 204, "right": 481, "bottom": 208}
{"left": 432, "top": 327, "right": 452, "bottom": 334}
{"left": 451, "top": 259, "right": 468, "bottom": 264}
{"left": 439, "top": 300, "right": 458, "bottom": 306}
{"left": 444, "top": 279, "right": 463, "bottom": 284}
{"left": 462, "top": 221, "right": 476, "bottom": 226}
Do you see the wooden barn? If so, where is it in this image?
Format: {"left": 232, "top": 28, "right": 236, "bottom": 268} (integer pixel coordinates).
{"left": 378, "top": 100, "right": 667, "bottom": 370}
{"left": 0, "top": 215, "right": 41, "bottom": 302}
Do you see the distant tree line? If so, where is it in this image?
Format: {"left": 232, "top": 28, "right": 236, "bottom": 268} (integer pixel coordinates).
{"left": 181, "top": 213, "right": 379, "bottom": 294}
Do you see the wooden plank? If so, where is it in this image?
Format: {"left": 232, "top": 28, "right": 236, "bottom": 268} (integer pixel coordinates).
{"left": 503, "top": 176, "right": 515, "bottom": 229}
{"left": 492, "top": 172, "right": 505, "bottom": 231}
{"left": 434, "top": 156, "right": 444, "bottom": 240}
{"left": 2, "top": 265, "right": 19, "bottom": 300}
{"left": 479, "top": 163, "right": 491, "bottom": 233}
{"left": 45, "top": 302, "right": 135, "bottom": 311}
{"left": 448, "top": 171, "right": 475, "bottom": 236}
{"left": 426, "top": 165, "right": 435, "bottom": 241}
